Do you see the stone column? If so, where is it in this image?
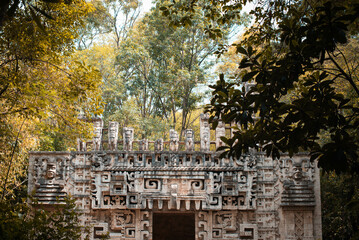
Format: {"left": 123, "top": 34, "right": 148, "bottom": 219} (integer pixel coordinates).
{"left": 185, "top": 129, "right": 194, "bottom": 151}
{"left": 108, "top": 121, "right": 119, "bottom": 151}
{"left": 169, "top": 129, "right": 179, "bottom": 151}
{"left": 123, "top": 127, "right": 134, "bottom": 151}
{"left": 92, "top": 118, "right": 103, "bottom": 151}
{"left": 215, "top": 120, "right": 225, "bottom": 149}
{"left": 200, "top": 113, "right": 210, "bottom": 151}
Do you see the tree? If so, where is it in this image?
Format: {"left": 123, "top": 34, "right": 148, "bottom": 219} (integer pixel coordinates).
{"left": 321, "top": 171, "right": 359, "bottom": 239}
{"left": 0, "top": 0, "right": 102, "bottom": 199}
{"left": 76, "top": 0, "right": 142, "bottom": 50}
{"left": 0, "top": 197, "right": 96, "bottom": 240}
{"left": 161, "top": 0, "right": 359, "bottom": 173}
{"left": 112, "top": 1, "right": 245, "bottom": 138}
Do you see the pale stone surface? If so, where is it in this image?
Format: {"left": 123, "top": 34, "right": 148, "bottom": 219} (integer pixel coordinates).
{"left": 123, "top": 127, "right": 134, "bottom": 151}
{"left": 139, "top": 139, "right": 149, "bottom": 151}
{"left": 200, "top": 113, "right": 210, "bottom": 151}
{"left": 169, "top": 129, "right": 179, "bottom": 151}
{"left": 28, "top": 119, "right": 322, "bottom": 240}
{"left": 215, "top": 120, "right": 226, "bottom": 148}
{"left": 77, "top": 138, "right": 87, "bottom": 152}
{"left": 185, "top": 129, "right": 194, "bottom": 151}
{"left": 154, "top": 139, "right": 163, "bottom": 151}
{"left": 108, "top": 122, "right": 119, "bottom": 151}
{"left": 93, "top": 118, "right": 103, "bottom": 151}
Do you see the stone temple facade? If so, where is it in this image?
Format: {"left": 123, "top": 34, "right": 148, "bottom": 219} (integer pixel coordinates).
{"left": 28, "top": 114, "right": 322, "bottom": 240}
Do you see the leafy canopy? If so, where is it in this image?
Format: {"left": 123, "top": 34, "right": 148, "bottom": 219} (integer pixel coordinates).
{"left": 161, "top": 0, "right": 359, "bottom": 173}
{"left": 0, "top": 0, "right": 102, "bottom": 199}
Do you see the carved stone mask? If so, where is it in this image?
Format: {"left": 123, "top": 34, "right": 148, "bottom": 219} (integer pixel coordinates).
{"left": 125, "top": 129, "right": 132, "bottom": 140}
{"left": 94, "top": 122, "right": 102, "bottom": 139}
{"left": 186, "top": 131, "right": 192, "bottom": 139}
{"left": 170, "top": 131, "right": 178, "bottom": 141}
{"left": 46, "top": 164, "right": 56, "bottom": 179}
{"left": 293, "top": 166, "right": 303, "bottom": 180}
{"left": 203, "top": 121, "right": 209, "bottom": 128}
{"left": 109, "top": 124, "right": 117, "bottom": 139}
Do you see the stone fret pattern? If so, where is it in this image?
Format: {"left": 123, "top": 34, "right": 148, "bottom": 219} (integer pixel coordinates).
{"left": 28, "top": 116, "right": 322, "bottom": 240}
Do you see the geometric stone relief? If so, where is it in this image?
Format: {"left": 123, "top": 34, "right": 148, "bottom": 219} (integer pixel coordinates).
{"left": 28, "top": 118, "right": 322, "bottom": 240}
{"left": 29, "top": 155, "right": 72, "bottom": 204}
{"left": 197, "top": 211, "right": 258, "bottom": 240}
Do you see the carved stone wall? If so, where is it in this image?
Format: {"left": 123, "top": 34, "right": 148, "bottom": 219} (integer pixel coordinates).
{"left": 28, "top": 116, "right": 322, "bottom": 240}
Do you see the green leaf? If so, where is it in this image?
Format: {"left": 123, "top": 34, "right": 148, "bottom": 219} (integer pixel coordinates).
{"left": 217, "top": 91, "right": 228, "bottom": 98}
{"left": 242, "top": 71, "right": 258, "bottom": 82}
{"left": 236, "top": 46, "right": 247, "bottom": 55}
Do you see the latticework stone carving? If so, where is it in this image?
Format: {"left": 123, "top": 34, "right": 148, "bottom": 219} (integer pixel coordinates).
{"left": 28, "top": 118, "right": 322, "bottom": 240}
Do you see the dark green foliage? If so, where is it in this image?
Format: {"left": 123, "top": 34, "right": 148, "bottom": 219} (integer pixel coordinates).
{"left": 0, "top": 197, "right": 89, "bottom": 240}
{"left": 160, "top": 0, "right": 359, "bottom": 174}
{"left": 204, "top": 1, "right": 359, "bottom": 174}
{"left": 321, "top": 172, "right": 359, "bottom": 239}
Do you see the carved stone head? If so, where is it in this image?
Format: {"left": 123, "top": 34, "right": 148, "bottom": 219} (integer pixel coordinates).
{"left": 93, "top": 120, "right": 103, "bottom": 139}
{"left": 155, "top": 139, "right": 164, "bottom": 151}
{"left": 186, "top": 129, "right": 194, "bottom": 140}
{"left": 109, "top": 122, "right": 119, "bottom": 140}
{"left": 46, "top": 163, "right": 57, "bottom": 179}
{"left": 216, "top": 121, "right": 225, "bottom": 133}
{"left": 292, "top": 159, "right": 303, "bottom": 180}
{"left": 169, "top": 129, "right": 179, "bottom": 151}
{"left": 170, "top": 129, "right": 179, "bottom": 142}
{"left": 216, "top": 120, "right": 226, "bottom": 148}
{"left": 124, "top": 128, "right": 133, "bottom": 142}
{"left": 139, "top": 139, "right": 149, "bottom": 151}
{"left": 123, "top": 127, "right": 134, "bottom": 151}
{"left": 185, "top": 129, "right": 194, "bottom": 151}
{"left": 200, "top": 113, "right": 210, "bottom": 127}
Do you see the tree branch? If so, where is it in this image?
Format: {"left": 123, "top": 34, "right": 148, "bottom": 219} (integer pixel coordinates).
{"left": 328, "top": 51, "right": 359, "bottom": 97}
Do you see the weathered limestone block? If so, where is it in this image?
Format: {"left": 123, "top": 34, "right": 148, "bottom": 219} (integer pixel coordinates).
{"left": 185, "top": 129, "right": 194, "bottom": 151}
{"left": 77, "top": 138, "right": 87, "bottom": 151}
{"left": 123, "top": 127, "right": 134, "bottom": 151}
{"left": 154, "top": 138, "right": 163, "bottom": 151}
{"left": 92, "top": 222, "right": 108, "bottom": 239}
{"left": 93, "top": 118, "right": 103, "bottom": 151}
{"left": 110, "top": 210, "right": 135, "bottom": 231}
{"left": 108, "top": 121, "right": 119, "bottom": 151}
{"left": 169, "top": 129, "right": 179, "bottom": 151}
{"left": 216, "top": 120, "right": 226, "bottom": 149}
{"left": 200, "top": 113, "right": 211, "bottom": 151}
{"left": 29, "top": 155, "right": 72, "bottom": 204}
{"left": 279, "top": 158, "right": 316, "bottom": 207}
{"left": 139, "top": 139, "right": 149, "bottom": 151}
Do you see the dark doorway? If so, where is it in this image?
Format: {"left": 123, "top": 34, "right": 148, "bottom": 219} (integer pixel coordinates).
{"left": 153, "top": 213, "right": 195, "bottom": 240}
